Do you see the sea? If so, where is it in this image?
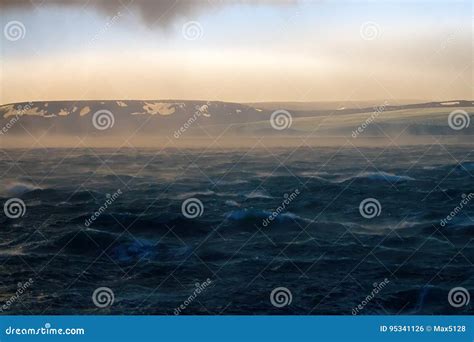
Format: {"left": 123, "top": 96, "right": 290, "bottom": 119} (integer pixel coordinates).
{"left": 0, "top": 145, "right": 473, "bottom": 314}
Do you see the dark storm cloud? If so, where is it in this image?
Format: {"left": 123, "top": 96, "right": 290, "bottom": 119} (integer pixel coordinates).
{"left": 0, "top": 0, "right": 297, "bottom": 25}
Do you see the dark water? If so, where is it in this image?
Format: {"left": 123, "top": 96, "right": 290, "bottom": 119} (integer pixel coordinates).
{"left": 0, "top": 146, "right": 473, "bottom": 315}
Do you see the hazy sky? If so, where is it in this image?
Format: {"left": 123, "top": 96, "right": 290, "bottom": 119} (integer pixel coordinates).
{"left": 0, "top": 0, "right": 471, "bottom": 104}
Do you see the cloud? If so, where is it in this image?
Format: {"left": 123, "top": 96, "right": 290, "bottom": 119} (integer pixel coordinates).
{"left": 0, "top": 0, "right": 297, "bottom": 26}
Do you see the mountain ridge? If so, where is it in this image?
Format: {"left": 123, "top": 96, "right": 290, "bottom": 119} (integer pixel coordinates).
{"left": 1, "top": 100, "right": 472, "bottom": 144}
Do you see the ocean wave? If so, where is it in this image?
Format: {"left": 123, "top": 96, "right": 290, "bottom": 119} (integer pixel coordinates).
{"left": 225, "top": 200, "right": 240, "bottom": 207}
{"left": 442, "top": 220, "right": 474, "bottom": 230}
{"left": 245, "top": 190, "right": 273, "bottom": 199}
{"left": 299, "top": 171, "right": 330, "bottom": 180}
{"left": 456, "top": 162, "right": 474, "bottom": 172}
{"left": 431, "top": 161, "right": 474, "bottom": 173}
{"left": 338, "top": 171, "right": 415, "bottom": 183}
{"left": 111, "top": 239, "right": 157, "bottom": 263}
{"left": 215, "top": 179, "right": 248, "bottom": 185}
{"left": 0, "top": 247, "right": 25, "bottom": 257}
{"left": 226, "top": 208, "right": 271, "bottom": 221}
{"left": 215, "top": 192, "right": 240, "bottom": 198}
{"left": 175, "top": 190, "right": 215, "bottom": 200}
{"left": 3, "top": 182, "right": 42, "bottom": 196}
{"left": 300, "top": 171, "right": 329, "bottom": 179}
{"left": 226, "top": 208, "right": 308, "bottom": 223}
{"left": 112, "top": 239, "right": 192, "bottom": 263}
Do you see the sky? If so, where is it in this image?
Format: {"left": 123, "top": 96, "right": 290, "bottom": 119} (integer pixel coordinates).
{"left": 0, "top": 0, "right": 472, "bottom": 104}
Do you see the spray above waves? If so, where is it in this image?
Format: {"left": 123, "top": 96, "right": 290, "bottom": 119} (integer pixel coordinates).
{"left": 1, "top": 182, "right": 42, "bottom": 197}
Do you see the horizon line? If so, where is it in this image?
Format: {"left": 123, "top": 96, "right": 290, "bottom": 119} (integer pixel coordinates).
{"left": 2, "top": 98, "right": 473, "bottom": 107}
